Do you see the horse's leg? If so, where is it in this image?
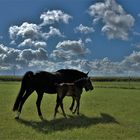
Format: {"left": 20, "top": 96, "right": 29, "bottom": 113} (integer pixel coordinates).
{"left": 72, "top": 100, "right": 77, "bottom": 114}
{"left": 36, "top": 92, "right": 44, "bottom": 120}
{"left": 15, "top": 89, "right": 33, "bottom": 119}
{"left": 69, "top": 97, "right": 75, "bottom": 112}
{"left": 54, "top": 95, "right": 60, "bottom": 118}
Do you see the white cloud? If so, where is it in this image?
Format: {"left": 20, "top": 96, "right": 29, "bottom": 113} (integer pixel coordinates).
{"left": 50, "top": 49, "right": 72, "bottom": 61}
{"left": 88, "top": 0, "right": 135, "bottom": 40}
{"left": 51, "top": 40, "right": 90, "bottom": 61}
{"left": 34, "top": 41, "right": 47, "bottom": 48}
{"left": 0, "top": 44, "right": 48, "bottom": 70}
{"left": 1, "top": 43, "right": 140, "bottom": 76}
{"left": 85, "top": 38, "right": 92, "bottom": 43}
{"left": 18, "top": 39, "right": 47, "bottom": 48}
{"left": 56, "top": 39, "right": 89, "bottom": 55}
{"left": 0, "top": 44, "right": 8, "bottom": 53}
{"left": 121, "top": 51, "right": 140, "bottom": 72}
{"left": 18, "top": 39, "right": 33, "bottom": 48}
{"left": 19, "top": 48, "right": 48, "bottom": 61}
{"left": 0, "top": 44, "right": 20, "bottom": 64}
{"left": 42, "top": 26, "right": 65, "bottom": 40}
{"left": 40, "top": 10, "right": 72, "bottom": 26}
{"left": 9, "top": 23, "right": 64, "bottom": 48}
{"left": 9, "top": 22, "right": 41, "bottom": 40}
{"left": 74, "top": 24, "right": 94, "bottom": 34}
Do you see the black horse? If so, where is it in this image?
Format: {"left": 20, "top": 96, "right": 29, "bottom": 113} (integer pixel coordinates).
{"left": 13, "top": 69, "right": 89, "bottom": 120}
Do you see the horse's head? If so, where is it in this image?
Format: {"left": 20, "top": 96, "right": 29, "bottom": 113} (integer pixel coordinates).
{"left": 84, "top": 77, "right": 94, "bottom": 91}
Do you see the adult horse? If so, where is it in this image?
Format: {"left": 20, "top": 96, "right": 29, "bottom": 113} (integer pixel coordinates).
{"left": 13, "top": 69, "right": 89, "bottom": 120}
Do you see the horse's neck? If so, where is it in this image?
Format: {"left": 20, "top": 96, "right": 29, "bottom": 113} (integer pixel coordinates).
{"left": 75, "top": 79, "right": 85, "bottom": 89}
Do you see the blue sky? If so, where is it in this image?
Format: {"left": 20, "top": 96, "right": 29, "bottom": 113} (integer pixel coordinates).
{"left": 0, "top": 0, "right": 140, "bottom": 76}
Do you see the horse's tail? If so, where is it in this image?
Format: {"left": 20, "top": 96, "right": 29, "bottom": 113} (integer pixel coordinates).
{"left": 13, "top": 71, "right": 34, "bottom": 111}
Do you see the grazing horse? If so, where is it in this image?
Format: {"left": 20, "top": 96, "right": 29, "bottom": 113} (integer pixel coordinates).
{"left": 54, "top": 77, "right": 94, "bottom": 118}
{"left": 13, "top": 69, "right": 89, "bottom": 120}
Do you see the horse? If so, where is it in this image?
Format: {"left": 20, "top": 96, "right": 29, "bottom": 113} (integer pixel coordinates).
{"left": 54, "top": 77, "right": 94, "bottom": 118}
{"left": 13, "top": 69, "right": 89, "bottom": 120}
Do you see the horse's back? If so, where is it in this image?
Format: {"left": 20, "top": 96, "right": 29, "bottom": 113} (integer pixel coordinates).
{"left": 57, "top": 69, "right": 87, "bottom": 82}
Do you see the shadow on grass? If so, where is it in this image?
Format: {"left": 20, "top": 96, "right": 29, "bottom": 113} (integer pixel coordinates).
{"left": 17, "top": 113, "right": 119, "bottom": 134}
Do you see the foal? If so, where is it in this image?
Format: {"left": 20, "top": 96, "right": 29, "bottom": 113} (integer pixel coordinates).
{"left": 54, "top": 77, "right": 93, "bottom": 118}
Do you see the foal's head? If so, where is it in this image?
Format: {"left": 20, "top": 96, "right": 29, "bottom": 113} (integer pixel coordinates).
{"left": 75, "top": 77, "right": 94, "bottom": 91}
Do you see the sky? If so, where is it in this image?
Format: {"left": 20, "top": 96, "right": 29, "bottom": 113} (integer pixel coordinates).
{"left": 0, "top": 0, "right": 140, "bottom": 76}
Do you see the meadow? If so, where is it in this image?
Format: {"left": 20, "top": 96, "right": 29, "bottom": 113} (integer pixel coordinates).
{"left": 0, "top": 81, "right": 140, "bottom": 140}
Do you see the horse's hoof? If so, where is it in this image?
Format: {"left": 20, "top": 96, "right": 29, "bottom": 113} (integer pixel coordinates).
{"left": 15, "top": 116, "right": 19, "bottom": 120}
{"left": 63, "top": 115, "right": 67, "bottom": 118}
{"left": 39, "top": 115, "right": 44, "bottom": 121}
{"left": 69, "top": 107, "right": 73, "bottom": 112}
{"left": 72, "top": 111, "right": 76, "bottom": 114}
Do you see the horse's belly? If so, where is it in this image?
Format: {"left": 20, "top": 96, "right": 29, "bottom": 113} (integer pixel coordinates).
{"left": 66, "top": 87, "right": 76, "bottom": 96}
{"left": 35, "top": 85, "right": 56, "bottom": 94}
{"left": 66, "top": 91, "right": 72, "bottom": 96}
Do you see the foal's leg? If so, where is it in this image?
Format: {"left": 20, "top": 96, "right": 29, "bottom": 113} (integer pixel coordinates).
{"left": 76, "top": 98, "right": 80, "bottom": 115}
{"left": 60, "top": 100, "right": 66, "bottom": 118}
{"left": 59, "top": 93, "right": 67, "bottom": 118}
{"left": 36, "top": 92, "right": 44, "bottom": 120}
{"left": 69, "top": 97, "right": 75, "bottom": 112}
{"left": 73, "top": 97, "right": 80, "bottom": 115}
{"left": 15, "top": 89, "right": 33, "bottom": 119}
{"left": 54, "top": 95, "right": 66, "bottom": 118}
{"left": 54, "top": 95, "right": 60, "bottom": 118}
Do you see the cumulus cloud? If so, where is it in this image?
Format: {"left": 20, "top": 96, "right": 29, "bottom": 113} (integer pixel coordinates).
{"left": 85, "top": 38, "right": 92, "bottom": 43}
{"left": 9, "top": 22, "right": 41, "bottom": 40}
{"left": 1, "top": 42, "right": 140, "bottom": 76}
{"left": 9, "top": 23, "right": 64, "bottom": 48}
{"left": 18, "top": 48, "right": 48, "bottom": 62}
{"left": 51, "top": 39, "right": 90, "bottom": 61}
{"left": 50, "top": 49, "right": 72, "bottom": 61}
{"left": 18, "top": 39, "right": 47, "bottom": 48}
{"left": 0, "top": 44, "right": 8, "bottom": 53}
{"left": 40, "top": 10, "right": 72, "bottom": 26}
{"left": 0, "top": 44, "right": 48, "bottom": 70}
{"left": 74, "top": 24, "right": 94, "bottom": 34}
{"left": 0, "top": 44, "right": 20, "bottom": 64}
{"left": 56, "top": 39, "right": 89, "bottom": 55}
{"left": 88, "top": 0, "right": 135, "bottom": 40}
{"left": 42, "top": 26, "right": 65, "bottom": 40}
{"left": 121, "top": 51, "right": 140, "bottom": 72}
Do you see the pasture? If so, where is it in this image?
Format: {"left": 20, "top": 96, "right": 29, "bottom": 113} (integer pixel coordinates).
{"left": 0, "top": 81, "right": 140, "bottom": 140}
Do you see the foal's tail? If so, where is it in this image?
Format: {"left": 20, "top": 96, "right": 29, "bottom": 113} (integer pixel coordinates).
{"left": 13, "top": 71, "right": 34, "bottom": 111}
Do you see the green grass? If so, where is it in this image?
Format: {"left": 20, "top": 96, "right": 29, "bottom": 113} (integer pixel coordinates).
{"left": 0, "top": 81, "right": 140, "bottom": 140}
{"left": 95, "top": 81, "right": 140, "bottom": 89}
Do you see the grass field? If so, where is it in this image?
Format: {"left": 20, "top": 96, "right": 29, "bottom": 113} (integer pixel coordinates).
{"left": 0, "top": 81, "right": 140, "bottom": 140}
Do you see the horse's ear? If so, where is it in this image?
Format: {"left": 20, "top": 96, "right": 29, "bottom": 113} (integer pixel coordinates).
{"left": 86, "top": 71, "right": 89, "bottom": 76}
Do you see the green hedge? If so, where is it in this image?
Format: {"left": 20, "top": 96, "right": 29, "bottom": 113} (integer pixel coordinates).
{"left": 91, "top": 77, "right": 140, "bottom": 82}
{"left": 0, "top": 76, "right": 22, "bottom": 81}
{"left": 0, "top": 75, "right": 140, "bottom": 82}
